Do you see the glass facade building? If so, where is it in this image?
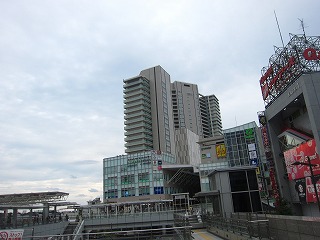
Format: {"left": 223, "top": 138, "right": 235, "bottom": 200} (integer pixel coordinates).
{"left": 223, "top": 121, "right": 264, "bottom": 168}
{"left": 103, "top": 151, "right": 177, "bottom": 201}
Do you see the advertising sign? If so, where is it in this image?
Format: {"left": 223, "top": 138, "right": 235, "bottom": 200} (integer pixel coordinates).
{"left": 295, "top": 178, "right": 306, "bottom": 203}
{"left": 284, "top": 139, "right": 320, "bottom": 180}
{"left": 248, "top": 143, "right": 256, "bottom": 151}
{"left": 251, "top": 159, "right": 258, "bottom": 166}
{"left": 216, "top": 144, "right": 226, "bottom": 158}
{"left": 305, "top": 176, "right": 320, "bottom": 203}
{"left": 249, "top": 150, "right": 257, "bottom": 159}
{"left": 0, "top": 229, "right": 24, "bottom": 240}
{"left": 259, "top": 34, "right": 320, "bottom": 105}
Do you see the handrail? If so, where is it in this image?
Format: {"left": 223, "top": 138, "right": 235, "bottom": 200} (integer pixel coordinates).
{"left": 72, "top": 220, "right": 84, "bottom": 240}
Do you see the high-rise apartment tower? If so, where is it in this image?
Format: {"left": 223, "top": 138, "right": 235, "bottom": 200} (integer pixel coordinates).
{"left": 123, "top": 66, "right": 175, "bottom": 155}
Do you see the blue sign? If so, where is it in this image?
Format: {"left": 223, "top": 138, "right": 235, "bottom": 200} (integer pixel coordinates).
{"left": 250, "top": 159, "right": 258, "bottom": 166}
{"left": 154, "top": 187, "right": 164, "bottom": 194}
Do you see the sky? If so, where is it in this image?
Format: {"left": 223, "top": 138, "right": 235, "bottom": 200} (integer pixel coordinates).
{"left": 0, "top": 0, "right": 319, "bottom": 205}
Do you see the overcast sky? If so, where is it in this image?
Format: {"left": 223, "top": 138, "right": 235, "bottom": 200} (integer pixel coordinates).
{"left": 0, "top": 0, "right": 319, "bottom": 205}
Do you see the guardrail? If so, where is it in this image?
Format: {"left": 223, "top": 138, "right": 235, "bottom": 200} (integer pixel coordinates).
{"left": 23, "top": 226, "right": 193, "bottom": 240}
{"left": 204, "top": 213, "right": 270, "bottom": 239}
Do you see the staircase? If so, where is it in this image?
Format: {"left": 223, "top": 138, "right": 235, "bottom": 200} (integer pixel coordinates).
{"left": 62, "top": 222, "right": 78, "bottom": 235}
{"left": 188, "top": 213, "right": 204, "bottom": 229}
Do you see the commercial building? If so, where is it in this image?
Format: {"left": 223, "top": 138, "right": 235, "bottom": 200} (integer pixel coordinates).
{"left": 103, "top": 151, "right": 178, "bottom": 202}
{"left": 105, "top": 65, "right": 223, "bottom": 203}
{"left": 259, "top": 34, "right": 320, "bottom": 216}
{"left": 123, "top": 65, "right": 222, "bottom": 158}
{"left": 196, "top": 122, "right": 265, "bottom": 214}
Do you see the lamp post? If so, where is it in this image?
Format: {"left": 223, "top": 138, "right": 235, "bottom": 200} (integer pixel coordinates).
{"left": 292, "top": 157, "right": 320, "bottom": 213}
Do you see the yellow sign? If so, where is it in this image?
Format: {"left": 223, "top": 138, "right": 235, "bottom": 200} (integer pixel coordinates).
{"left": 256, "top": 167, "right": 260, "bottom": 175}
{"left": 216, "top": 144, "right": 226, "bottom": 158}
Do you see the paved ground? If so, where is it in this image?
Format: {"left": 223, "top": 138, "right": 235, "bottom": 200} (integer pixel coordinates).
{"left": 192, "top": 229, "right": 224, "bottom": 240}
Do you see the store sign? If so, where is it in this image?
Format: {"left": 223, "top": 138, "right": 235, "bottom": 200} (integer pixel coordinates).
{"left": 295, "top": 177, "right": 320, "bottom": 204}
{"left": 249, "top": 151, "right": 257, "bottom": 159}
{"left": 245, "top": 128, "right": 254, "bottom": 140}
{"left": 305, "top": 176, "right": 320, "bottom": 203}
{"left": 127, "top": 156, "right": 151, "bottom": 166}
{"left": 303, "top": 48, "right": 320, "bottom": 60}
{"left": 248, "top": 143, "right": 256, "bottom": 151}
{"left": 260, "top": 56, "right": 297, "bottom": 100}
{"left": 201, "top": 153, "right": 211, "bottom": 159}
{"left": 251, "top": 159, "right": 258, "bottom": 166}
{"left": 260, "top": 35, "right": 320, "bottom": 104}
{"left": 284, "top": 139, "right": 320, "bottom": 180}
{"left": 216, "top": 144, "right": 226, "bottom": 158}
{"left": 0, "top": 230, "right": 24, "bottom": 240}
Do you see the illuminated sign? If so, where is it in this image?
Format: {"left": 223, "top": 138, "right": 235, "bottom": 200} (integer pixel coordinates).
{"left": 260, "top": 34, "right": 320, "bottom": 105}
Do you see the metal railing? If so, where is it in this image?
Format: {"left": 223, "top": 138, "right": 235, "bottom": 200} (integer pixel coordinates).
{"left": 204, "top": 213, "right": 270, "bottom": 239}
{"left": 23, "top": 226, "right": 193, "bottom": 240}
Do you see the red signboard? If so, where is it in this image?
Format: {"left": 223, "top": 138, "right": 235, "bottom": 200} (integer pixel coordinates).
{"left": 306, "top": 176, "right": 320, "bottom": 203}
{"left": 259, "top": 34, "right": 320, "bottom": 105}
{"left": 0, "top": 230, "right": 24, "bottom": 240}
{"left": 284, "top": 139, "right": 320, "bottom": 180}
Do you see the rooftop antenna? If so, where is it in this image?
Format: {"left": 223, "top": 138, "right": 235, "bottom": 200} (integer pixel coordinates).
{"left": 274, "top": 10, "right": 285, "bottom": 48}
{"left": 298, "top": 18, "right": 307, "bottom": 38}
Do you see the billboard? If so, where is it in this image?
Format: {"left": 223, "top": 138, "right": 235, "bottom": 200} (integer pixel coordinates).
{"left": 259, "top": 34, "right": 320, "bottom": 105}
{"left": 284, "top": 139, "right": 320, "bottom": 180}
{"left": 295, "top": 177, "right": 320, "bottom": 204}
{"left": 216, "top": 144, "right": 226, "bottom": 158}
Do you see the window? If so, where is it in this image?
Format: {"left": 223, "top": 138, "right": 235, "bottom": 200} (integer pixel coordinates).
{"left": 138, "top": 173, "right": 149, "bottom": 182}
{"left": 139, "top": 186, "right": 150, "bottom": 195}
{"left": 247, "top": 170, "right": 259, "bottom": 190}
{"left": 229, "top": 171, "right": 248, "bottom": 192}
{"left": 121, "top": 187, "right": 135, "bottom": 197}
{"left": 232, "top": 192, "right": 251, "bottom": 212}
{"left": 121, "top": 174, "right": 135, "bottom": 185}
{"left": 107, "top": 189, "right": 118, "bottom": 199}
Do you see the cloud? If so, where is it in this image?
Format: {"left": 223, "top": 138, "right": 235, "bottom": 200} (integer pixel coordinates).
{"left": 88, "top": 188, "right": 99, "bottom": 193}
{"left": 0, "top": 0, "right": 319, "bottom": 205}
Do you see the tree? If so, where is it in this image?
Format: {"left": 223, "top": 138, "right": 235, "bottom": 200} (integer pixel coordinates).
{"left": 276, "top": 198, "right": 292, "bottom": 215}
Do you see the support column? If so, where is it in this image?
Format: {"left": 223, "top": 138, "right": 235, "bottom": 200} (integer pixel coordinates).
{"left": 54, "top": 206, "right": 57, "bottom": 222}
{"left": 12, "top": 208, "right": 18, "bottom": 228}
{"left": 43, "top": 203, "right": 49, "bottom": 223}
{"left": 29, "top": 208, "right": 33, "bottom": 226}
{"left": 3, "top": 209, "right": 8, "bottom": 228}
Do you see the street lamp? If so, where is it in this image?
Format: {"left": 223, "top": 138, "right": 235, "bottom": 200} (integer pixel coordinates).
{"left": 292, "top": 157, "right": 320, "bottom": 212}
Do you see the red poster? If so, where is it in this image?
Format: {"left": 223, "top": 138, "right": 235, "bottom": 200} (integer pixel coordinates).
{"left": 305, "top": 176, "right": 320, "bottom": 203}
{"left": 284, "top": 139, "right": 320, "bottom": 180}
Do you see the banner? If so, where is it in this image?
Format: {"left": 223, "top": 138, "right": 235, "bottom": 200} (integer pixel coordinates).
{"left": 284, "top": 139, "right": 320, "bottom": 180}
{"left": 305, "top": 176, "right": 320, "bottom": 203}
{"left": 0, "top": 229, "right": 24, "bottom": 240}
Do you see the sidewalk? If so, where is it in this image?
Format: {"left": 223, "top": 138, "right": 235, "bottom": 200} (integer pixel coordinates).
{"left": 192, "top": 229, "right": 224, "bottom": 240}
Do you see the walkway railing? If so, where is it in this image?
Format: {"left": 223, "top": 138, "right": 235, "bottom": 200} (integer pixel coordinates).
{"left": 22, "top": 226, "right": 193, "bottom": 240}
{"left": 204, "top": 213, "right": 270, "bottom": 239}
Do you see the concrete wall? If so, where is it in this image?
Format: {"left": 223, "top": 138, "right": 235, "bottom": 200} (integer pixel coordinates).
{"left": 267, "top": 214, "right": 320, "bottom": 240}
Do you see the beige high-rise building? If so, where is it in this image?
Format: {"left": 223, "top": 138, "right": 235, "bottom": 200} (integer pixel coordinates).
{"left": 124, "top": 66, "right": 175, "bottom": 155}
{"left": 124, "top": 65, "right": 222, "bottom": 156}
{"left": 171, "top": 81, "right": 203, "bottom": 137}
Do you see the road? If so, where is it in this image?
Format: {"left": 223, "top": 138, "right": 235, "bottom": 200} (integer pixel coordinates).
{"left": 192, "top": 229, "right": 224, "bottom": 240}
